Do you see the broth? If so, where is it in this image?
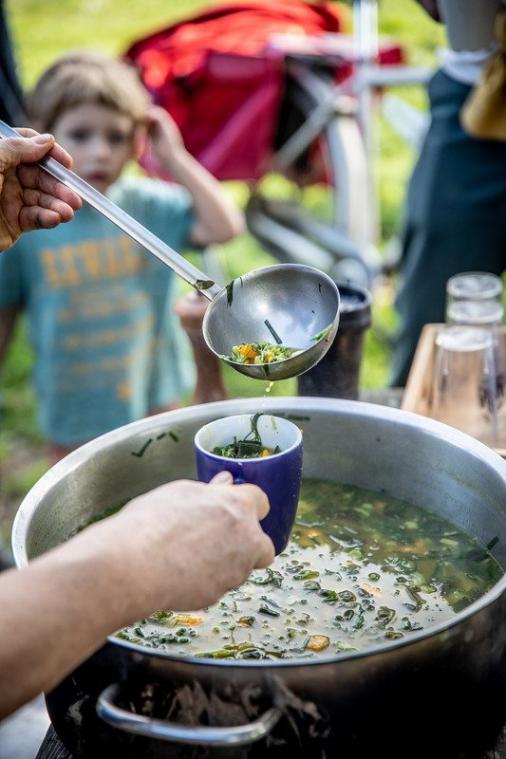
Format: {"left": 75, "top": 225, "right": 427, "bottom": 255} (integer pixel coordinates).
{"left": 116, "top": 479, "right": 503, "bottom": 659}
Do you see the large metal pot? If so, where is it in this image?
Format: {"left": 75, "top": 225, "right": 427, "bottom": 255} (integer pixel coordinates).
{"left": 12, "top": 398, "right": 506, "bottom": 758}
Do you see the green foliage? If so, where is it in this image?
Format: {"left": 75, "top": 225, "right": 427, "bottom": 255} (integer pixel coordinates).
{"left": 7, "top": 0, "right": 212, "bottom": 87}
{"left": 2, "top": 459, "right": 48, "bottom": 497}
{"left": 0, "top": 321, "right": 40, "bottom": 444}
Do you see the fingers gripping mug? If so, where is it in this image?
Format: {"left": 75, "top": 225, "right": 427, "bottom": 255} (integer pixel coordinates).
{"left": 194, "top": 414, "right": 303, "bottom": 554}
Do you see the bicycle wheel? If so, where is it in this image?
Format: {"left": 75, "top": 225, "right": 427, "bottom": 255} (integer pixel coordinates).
{"left": 246, "top": 60, "right": 380, "bottom": 288}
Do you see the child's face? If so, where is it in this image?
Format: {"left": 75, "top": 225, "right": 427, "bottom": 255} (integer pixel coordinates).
{"left": 52, "top": 103, "right": 137, "bottom": 192}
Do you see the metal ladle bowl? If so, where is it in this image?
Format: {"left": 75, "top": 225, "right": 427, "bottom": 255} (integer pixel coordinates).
{"left": 0, "top": 121, "right": 339, "bottom": 381}
{"left": 204, "top": 264, "right": 340, "bottom": 380}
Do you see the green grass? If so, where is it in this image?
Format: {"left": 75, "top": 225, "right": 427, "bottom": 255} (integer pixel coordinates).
{"left": 0, "top": 0, "right": 444, "bottom": 450}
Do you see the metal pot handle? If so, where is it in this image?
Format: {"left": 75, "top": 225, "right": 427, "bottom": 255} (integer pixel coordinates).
{"left": 97, "top": 683, "right": 283, "bottom": 746}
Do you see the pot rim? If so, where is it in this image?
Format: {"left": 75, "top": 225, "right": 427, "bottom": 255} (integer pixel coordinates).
{"left": 12, "top": 397, "right": 506, "bottom": 669}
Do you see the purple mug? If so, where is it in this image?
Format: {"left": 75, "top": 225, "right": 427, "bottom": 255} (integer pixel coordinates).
{"left": 194, "top": 414, "right": 303, "bottom": 554}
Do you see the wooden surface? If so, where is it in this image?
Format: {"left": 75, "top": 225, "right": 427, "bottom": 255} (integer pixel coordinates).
{"left": 402, "top": 323, "right": 441, "bottom": 418}
{"left": 36, "top": 727, "right": 71, "bottom": 759}
{"left": 35, "top": 721, "right": 506, "bottom": 759}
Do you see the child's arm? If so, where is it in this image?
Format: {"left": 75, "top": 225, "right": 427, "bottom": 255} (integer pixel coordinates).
{"left": 0, "top": 307, "right": 19, "bottom": 367}
{"left": 145, "top": 107, "right": 245, "bottom": 247}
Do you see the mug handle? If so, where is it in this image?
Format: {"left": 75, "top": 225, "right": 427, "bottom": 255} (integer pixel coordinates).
{"left": 97, "top": 683, "right": 282, "bottom": 746}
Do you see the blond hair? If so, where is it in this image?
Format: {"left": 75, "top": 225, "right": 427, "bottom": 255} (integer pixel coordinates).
{"left": 27, "top": 51, "right": 150, "bottom": 131}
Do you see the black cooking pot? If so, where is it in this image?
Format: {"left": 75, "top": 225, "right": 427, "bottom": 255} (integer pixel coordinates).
{"left": 11, "top": 398, "right": 506, "bottom": 758}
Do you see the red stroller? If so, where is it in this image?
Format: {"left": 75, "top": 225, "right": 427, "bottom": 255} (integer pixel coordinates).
{"left": 125, "top": 0, "right": 406, "bottom": 284}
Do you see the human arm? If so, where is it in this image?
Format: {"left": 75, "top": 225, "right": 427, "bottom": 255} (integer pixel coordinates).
{"left": 0, "top": 473, "right": 274, "bottom": 717}
{"left": 145, "top": 107, "right": 245, "bottom": 246}
{"left": 174, "top": 291, "right": 228, "bottom": 404}
{"left": 0, "top": 129, "right": 82, "bottom": 252}
{"left": 0, "top": 306, "right": 18, "bottom": 365}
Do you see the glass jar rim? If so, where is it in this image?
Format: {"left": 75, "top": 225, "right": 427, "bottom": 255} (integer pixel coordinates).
{"left": 446, "top": 272, "right": 503, "bottom": 300}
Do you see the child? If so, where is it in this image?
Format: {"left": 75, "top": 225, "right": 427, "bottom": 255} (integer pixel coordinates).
{"left": 0, "top": 52, "right": 244, "bottom": 461}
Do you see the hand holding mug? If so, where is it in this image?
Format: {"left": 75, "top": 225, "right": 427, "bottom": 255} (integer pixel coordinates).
{"left": 195, "top": 414, "right": 303, "bottom": 554}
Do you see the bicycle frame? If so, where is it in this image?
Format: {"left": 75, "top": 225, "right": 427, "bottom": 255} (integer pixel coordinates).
{"left": 246, "top": 0, "right": 432, "bottom": 287}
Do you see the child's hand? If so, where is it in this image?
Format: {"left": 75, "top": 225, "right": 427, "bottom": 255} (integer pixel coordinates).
{"left": 143, "top": 105, "right": 245, "bottom": 246}
{"left": 145, "top": 106, "right": 186, "bottom": 168}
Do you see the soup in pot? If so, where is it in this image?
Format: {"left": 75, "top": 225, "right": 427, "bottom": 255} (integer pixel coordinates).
{"left": 114, "top": 479, "right": 503, "bottom": 660}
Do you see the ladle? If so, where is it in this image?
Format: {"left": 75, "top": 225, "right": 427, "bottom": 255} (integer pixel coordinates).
{"left": 0, "top": 120, "right": 340, "bottom": 380}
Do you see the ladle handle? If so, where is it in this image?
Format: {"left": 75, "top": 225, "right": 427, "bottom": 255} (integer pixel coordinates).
{"left": 0, "top": 120, "right": 223, "bottom": 300}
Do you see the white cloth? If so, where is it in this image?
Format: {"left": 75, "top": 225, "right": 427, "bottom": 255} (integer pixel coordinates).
{"left": 439, "top": 45, "right": 498, "bottom": 85}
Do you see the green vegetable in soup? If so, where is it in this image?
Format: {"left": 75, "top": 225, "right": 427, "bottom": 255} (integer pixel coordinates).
{"left": 73, "top": 503, "right": 123, "bottom": 533}
{"left": 227, "top": 342, "right": 299, "bottom": 365}
{"left": 212, "top": 412, "right": 280, "bottom": 459}
{"left": 311, "top": 324, "right": 333, "bottom": 342}
{"left": 110, "top": 479, "right": 504, "bottom": 660}
{"left": 213, "top": 439, "right": 280, "bottom": 459}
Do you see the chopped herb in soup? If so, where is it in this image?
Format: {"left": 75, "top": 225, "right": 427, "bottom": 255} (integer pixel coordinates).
{"left": 213, "top": 441, "right": 279, "bottom": 459}
{"left": 212, "top": 412, "right": 280, "bottom": 459}
{"left": 312, "top": 324, "right": 333, "bottom": 342}
{"left": 116, "top": 480, "right": 503, "bottom": 659}
{"left": 228, "top": 342, "right": 299, "bottom": 365}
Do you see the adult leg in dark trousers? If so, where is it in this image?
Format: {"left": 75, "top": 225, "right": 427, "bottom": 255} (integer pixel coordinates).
{"left": 391, "top": 69, "right": 506, "bottom": 387}
{"left": 0, "top": 0, "right": 25, "bottom": 124}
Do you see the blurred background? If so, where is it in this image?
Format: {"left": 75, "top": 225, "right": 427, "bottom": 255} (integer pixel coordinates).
{"left": 0, "top": 0, "right": 445, "bottom": 553}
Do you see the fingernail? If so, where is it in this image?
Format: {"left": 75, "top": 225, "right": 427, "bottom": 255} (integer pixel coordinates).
{"left": 212, "top": 470, "right": 233, "bottom": 484}
{"left": 34, "top": 133, "right": 53, "bottom": 144}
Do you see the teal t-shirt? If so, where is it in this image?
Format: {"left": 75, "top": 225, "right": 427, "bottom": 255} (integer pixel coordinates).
{"left": 0, "top": 177, "right": 195, "bottom": 445}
